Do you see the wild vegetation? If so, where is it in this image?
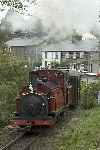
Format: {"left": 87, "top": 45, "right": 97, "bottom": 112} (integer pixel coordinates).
{"left": 0, "top": 51, "right": 30, "bottom": 127}
{"left": 80, "top": 81, "right": 100, "bottom": 109}
{"left": 0, "top": 0, "right": 23, "bottom": 9}
{"left": 56, "top": 107, "right": 100, "bottom": 150}
{"left": 0, "top": 0, "right": 37, "bottom": 11}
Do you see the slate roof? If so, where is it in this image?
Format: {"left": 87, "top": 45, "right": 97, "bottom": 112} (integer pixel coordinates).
{"left": 7, "top": 38, "right": 33, "bottom": 47}
{"left": 41, "top": 40, "right": 100, "bottom": 52}
{"left": 6, "top": 38, "right": 100, "bottom": 52}
{"left": 6, "top": 38, "right": 43, "bottom": 47}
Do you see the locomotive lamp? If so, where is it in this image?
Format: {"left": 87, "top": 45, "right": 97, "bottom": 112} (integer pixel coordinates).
{"left": 29, "top": 82, "right": 33, "bottom": 93}
{"left": 42, "top": 103, "right": 45, "bottom": 106}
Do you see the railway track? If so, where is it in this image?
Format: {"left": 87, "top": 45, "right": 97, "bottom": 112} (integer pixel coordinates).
{"left": 0, "top": 125, "right": 59, "bottom": 150}
{"left": 0, "top": 110, "right": 78, "bottom": 150}
{"left": 0, "top": 131, "right": 35, "bottom": 150}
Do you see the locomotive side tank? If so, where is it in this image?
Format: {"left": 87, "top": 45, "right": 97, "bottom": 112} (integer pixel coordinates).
{"left": 14, "top": 69, "right": 80, "bottom": 127}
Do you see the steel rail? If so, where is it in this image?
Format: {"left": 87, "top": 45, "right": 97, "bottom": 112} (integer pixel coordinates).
{"left": 22, "top": 139, "right": 35, "bottom": 150}
{"left": 0, "top": 132, "right": 26, "bottom": 150}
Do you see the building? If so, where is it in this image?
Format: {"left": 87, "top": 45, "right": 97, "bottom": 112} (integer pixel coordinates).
{"left": 6, "top": 37, "right": 42, "bottom": 63}
{"left": 41, "top": 40, "right": 100, "bottom": 73}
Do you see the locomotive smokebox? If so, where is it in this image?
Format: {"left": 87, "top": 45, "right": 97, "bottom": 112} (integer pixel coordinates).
{"left": 20, "top": 94, "right": 48, "bottom": 117}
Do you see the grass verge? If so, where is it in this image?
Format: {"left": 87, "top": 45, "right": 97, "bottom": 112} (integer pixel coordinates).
{"left": 56, "top": 107, "right": 100, "bottom": 150}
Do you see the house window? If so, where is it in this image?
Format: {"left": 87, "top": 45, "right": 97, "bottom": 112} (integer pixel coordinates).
{"left": 84, "top": 52, "right": 89, "bottom": 59}
{"left": 69, "top": 52, "right": 73, "bottom": 59}
{"left": 73, "top": 52, "right": 76, "bottom": 59}
{"left": 45, "top": 52, "right": 47, "bottom": 59}
{"left": 90, "top": 64, "right": 93, "bottom": 72}
{"left": 80, "top": 52, "right": 84, "bottom": 58}
{"left": 76, "top": 52, "right": 80, "bottom": 59}
{"left": 65, "top": 52, "right": 69, "bottom": 59}
{"left": 55, "top": 52, "right": 58, "bottom": 59}
{"left": 74, "top": 63, "right": 76, "bottom": 69}
{"left": 45, "top": 61, "right": 47, "bottom": 67}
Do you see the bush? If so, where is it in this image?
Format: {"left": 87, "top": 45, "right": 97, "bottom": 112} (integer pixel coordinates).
{"left": 0, "top": 60, "right": 29, "bottom": 127}
{"left": 56, "top": 107, "right": 100, "bottom": 150}
{"left": 80, "top": 81, "right": 100, "bottom": 109}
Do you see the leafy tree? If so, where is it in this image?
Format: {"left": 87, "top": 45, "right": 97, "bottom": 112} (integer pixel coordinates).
{"left": 0, "top": 57, "right": 30, "bottom": 126}
{"left": 0, "top": 0, "right": 23, "bottom": 9}
{"left": 51, "top": 61, "right": 60, "bottom": 68}
{"left": 50, "top": 60, "right": 71, "bottom": 69}
{"left": 0, "top": 19, "right": 12, "bottom": 49}
{"left": 80, "top": 81, "right": 100, "bottom": 109}
{"left": 60, "top": 60, "right": 71, "bottom": 69}
{"left": 0, "top": 51, "right": 43, "bottom": 127}
{"left": 0, "top": 29, "right": 9, "bottom": 49}
{"left": 0, "top": 0, "right": 37, "bottom": 9}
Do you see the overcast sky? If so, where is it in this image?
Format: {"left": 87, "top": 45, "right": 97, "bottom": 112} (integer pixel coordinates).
{"left": 30, "top": 0, "right": 99, "bottom": 33}
{"left": 0, "top": 0, "right": 99, "bottom": 35}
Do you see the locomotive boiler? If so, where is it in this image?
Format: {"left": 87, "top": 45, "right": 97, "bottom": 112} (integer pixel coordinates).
{"left": 14, "top": 69, "right": 80, "bottom": 127}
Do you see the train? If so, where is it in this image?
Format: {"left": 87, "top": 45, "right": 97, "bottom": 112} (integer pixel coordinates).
{"left": 14, "top": 69, "right": 80, "bottom": 127}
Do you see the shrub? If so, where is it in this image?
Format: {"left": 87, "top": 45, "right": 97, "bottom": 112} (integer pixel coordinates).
{"left": 0, "top": 60, "right": 29, "bottom": 127}
{"left": 80, "top": 81, "right": 100, "bottom": 109}
{"left": 56, "top": 107, "right": 100, "bottom": 150}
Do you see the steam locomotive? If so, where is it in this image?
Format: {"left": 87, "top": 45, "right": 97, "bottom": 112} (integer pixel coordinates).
{"left": 14, "top": 69, "right": 80, "bottom": 127}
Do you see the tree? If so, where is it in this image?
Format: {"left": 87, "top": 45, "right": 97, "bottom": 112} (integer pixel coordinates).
{"left": 0, "top": 29, "right": 9, "bottom": 49}
{"left": 0, "top": 58, "right": 29, "bottom": 125}
{"left": 0, "top": 15, "right": 13, "bottom": 49}
{"left": 80, "top": 81, "right": 100, "bottom": 109}
{"left": 51, "top": 61, "right": 60, "bottom": 68}
{"left": 0, "top": 0, "right": 23, "bottom": 9}
{"left": 0, "top": 23, "right": 12, "bottom": 49}
{"left": 0, "top": 0, "right": 37, "bottom": 9}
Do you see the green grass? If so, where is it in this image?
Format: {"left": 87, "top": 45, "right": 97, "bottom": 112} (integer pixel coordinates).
{"left": 56, "top": 107, "right": 100, "bottom": 150}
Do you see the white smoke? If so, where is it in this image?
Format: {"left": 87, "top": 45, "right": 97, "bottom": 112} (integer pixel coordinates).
{"left": 2, "top": 0, "right": 100, "bottom": 38}
{"left": 34, "top": 0, "right": 98, "bottom": 32}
